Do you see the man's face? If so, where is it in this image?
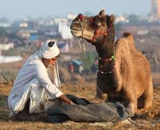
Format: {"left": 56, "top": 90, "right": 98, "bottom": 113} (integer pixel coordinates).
{"left": 48, "top": 57, "right": 57, "bottom": 67}
{"left": 42, "top": 57, "right": 58, "bottom": 67}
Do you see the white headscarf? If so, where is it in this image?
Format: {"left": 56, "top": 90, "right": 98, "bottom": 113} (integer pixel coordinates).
{"left": 39, "top": 40, "right": 60, "bottom": 59}
{"left": 38, "top": 39, "right": 61, "bottom": 87}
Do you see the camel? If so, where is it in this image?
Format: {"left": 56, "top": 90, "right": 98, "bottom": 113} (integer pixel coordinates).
{"left": 70, "top": 10, "right": 153, "bottom": 116}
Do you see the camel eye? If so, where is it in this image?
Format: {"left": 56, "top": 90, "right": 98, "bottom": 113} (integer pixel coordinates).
{"left": 94, "top": 22, "right": 102, "bottom": 28}
{"left": 97, "top": 22, "right": 102, "bottom": 27}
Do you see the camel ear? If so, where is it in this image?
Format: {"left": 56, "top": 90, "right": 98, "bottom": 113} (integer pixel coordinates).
{"left": 99, "top": 10, "right": 106, "bottom": 18}
{"left": 108, "top": 15, "right": 115, "bottom": 27}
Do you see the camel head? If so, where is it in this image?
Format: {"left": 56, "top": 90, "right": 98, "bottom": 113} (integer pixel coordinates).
{"left": 70, "top": 10, "right": 115, "bottom": 44}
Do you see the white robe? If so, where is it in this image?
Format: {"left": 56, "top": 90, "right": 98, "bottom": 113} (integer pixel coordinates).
{"left": 8, "top": 51, "right": 63, "bottom": 117}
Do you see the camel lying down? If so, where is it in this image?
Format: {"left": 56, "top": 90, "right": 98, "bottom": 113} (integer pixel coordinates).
{"left": 70, "top": 10, "right": 153, "bottom": 116}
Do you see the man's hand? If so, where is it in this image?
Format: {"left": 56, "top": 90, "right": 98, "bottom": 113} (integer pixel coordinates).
{"left": 58, "top": 95, "right": 75, "bottom": 105}
{"left": 70, "top": 101, "right": 76, "bottom": 105}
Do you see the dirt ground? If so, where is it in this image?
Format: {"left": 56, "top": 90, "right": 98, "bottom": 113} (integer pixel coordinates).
{"left": 0, "top": 82, "right": 160, "bottom": 130}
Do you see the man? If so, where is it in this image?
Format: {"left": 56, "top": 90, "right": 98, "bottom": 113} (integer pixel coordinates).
{"left": 8, "top": 40, "right": 74, "bottom": 121}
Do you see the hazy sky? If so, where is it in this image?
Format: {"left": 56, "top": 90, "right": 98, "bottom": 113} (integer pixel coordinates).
{"left": 0, "top": 0, "right": 151, "bottom": 20}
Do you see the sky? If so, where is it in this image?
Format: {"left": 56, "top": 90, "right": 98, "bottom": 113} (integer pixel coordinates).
{"left": 0, "top": 0, "right": 151, "bottom": 20}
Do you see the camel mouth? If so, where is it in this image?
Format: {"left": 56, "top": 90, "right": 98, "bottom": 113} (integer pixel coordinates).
{"left": 71, "top": 27, "right": 94, "bottom": 40}
{"left": 70, "top": 27, "right": 82, "bottom": 37}
{"left": 70, "top": 23, "right": 82, "bottom": 33}
{"left": 70, "top": 27, "right": 81, "bottom": 32}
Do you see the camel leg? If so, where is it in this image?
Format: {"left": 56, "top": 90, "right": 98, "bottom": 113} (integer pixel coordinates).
{"left": 124, "top": 90, "right": 137, "bottom": 117}
{"left": 136, "top": 81, "right": 153, "bottom": 115}
{"left": 96, "top": 72, "right": 106, "bottom": 100}
{"left": 135, "top": 100, "right": 152, "bottom": 115}
{"left": 95, "top": 86, "right": 106, "bottom": 100}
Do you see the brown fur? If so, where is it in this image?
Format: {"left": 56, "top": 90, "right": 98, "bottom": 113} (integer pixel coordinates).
{"left": 70, "top": 10, "right": 153, "bottom": 116}
{"left": 113, "top": 33, "right": 153, "bottom": 115}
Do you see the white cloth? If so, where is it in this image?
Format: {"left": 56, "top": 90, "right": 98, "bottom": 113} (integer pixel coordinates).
{"left": 8, "top": 51, "right": 63, "bottom": 117}
{"left": 39, "top": 40, "right": 60, "bottom": 59}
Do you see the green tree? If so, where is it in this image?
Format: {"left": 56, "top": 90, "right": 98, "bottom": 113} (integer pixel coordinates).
{"left": 128, "top": 14, "right": 139, "bottom": 23}
{"left": 81, "top": 52, "right": 95, "bottom": 74}
{"left": 0, "top": 27, "right": 7, "bottom": 37}
{"left": 115, "top": 22, "right": 123, "bottom": 31}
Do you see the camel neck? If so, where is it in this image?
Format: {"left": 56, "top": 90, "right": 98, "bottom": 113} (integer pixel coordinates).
{"left": 95, "top": 26, "right": 115, "bottom": 75}
{"left": 95, "top": 26, "right": 115, "bottom": 59}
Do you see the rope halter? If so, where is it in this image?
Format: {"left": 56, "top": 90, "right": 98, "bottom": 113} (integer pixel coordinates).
{"left": 98, "top": 54, "right": 115, "bottom": 74}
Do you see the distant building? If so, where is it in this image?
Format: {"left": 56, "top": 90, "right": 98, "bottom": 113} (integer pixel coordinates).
{"left": 57, "top": 42, "right": 70, "bottom": 53}
{"left": 0, "top": 23, "right": 11, "bottom": 27}
{"left": 17, "top": 30, "right": 30, "bottom": 39}
{"left": 19, "top": 22, "right": 28, "bottom": 28}
{"left": 0, "top": 55, "right": 23, "bottom": 63}
{"left": 158, "top": 0, "right": 160, "bottom": 18}
{"left": 0, "top": 17, "right": 11, "bottom": 27}
{"left": 115, "top": 16, "right": 129, "bottom": 23}
{"left": 0, "top": 43, "right": 14, "bottom": 51}
{"left": 54, "top": 14, "right": 76, "bottom": 39}
{"left": 54, "top": 18, "right": 68, "bottom": 24}
{"left": 58, "top": 22, "right": 73, "bottom": 39}
{"left": 29, "top": 34, "right": 38, "bottom": 41}
{"left": 67, "top": 13, "right": 77, "bottom": 20}
{"left": 137, "top": 30, "right": 149, "bottom": 35}
{"left": 151, "top": 0, "right": 160, "bottom": 19}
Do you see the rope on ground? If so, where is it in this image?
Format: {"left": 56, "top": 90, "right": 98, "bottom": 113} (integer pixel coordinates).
{"left": 78, "top": 39, "right": 103, "bottom": 97}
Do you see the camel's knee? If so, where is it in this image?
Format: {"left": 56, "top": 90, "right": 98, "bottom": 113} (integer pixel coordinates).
{"left": 142, "top": 82, "right": 153, "bottom": 110}
{"left": 137, "top": 95, "right": 152, "bottom": 109}
{"left": 135, "top": 99, "right": 152, "bottom": 115}
{"left": 135, "top": 103, "right": 152, "bottom": 115}
{"left": 136, "top": 92, "right": 153, "bottom": 115}
{"left": 136, "top": 80, "right": 153, "bottom": 114}
{"left": 141, "top": 97, "right": 152, "bottom": 112}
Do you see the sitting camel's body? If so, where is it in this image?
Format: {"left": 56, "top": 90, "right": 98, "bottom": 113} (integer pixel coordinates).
{"left": 70, "top": 10, "right": 153, "bottom": 116}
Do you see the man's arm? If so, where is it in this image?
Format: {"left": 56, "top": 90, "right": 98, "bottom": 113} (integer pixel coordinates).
{"left": 35, "top": 63, "right": 74, "bottom": 105}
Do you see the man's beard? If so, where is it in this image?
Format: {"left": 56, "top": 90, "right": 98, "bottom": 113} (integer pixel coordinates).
{"left": 47, "top": 62, "right": 56, "bottom": 68}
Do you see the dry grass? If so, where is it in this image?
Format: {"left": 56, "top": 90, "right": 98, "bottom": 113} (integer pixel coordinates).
{"left": 0, "top": 82, "right": 160, "bottom": 130}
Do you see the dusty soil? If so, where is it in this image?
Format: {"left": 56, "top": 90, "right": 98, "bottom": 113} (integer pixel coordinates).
{"left": 0, "top": 82, "right": 160, "bottom": 130}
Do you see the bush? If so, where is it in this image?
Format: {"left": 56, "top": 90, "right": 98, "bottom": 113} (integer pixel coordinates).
{"left": 81, "top": 52, "right": 96, "bottom": 74}
{"left": 59, "top": 67, "right": 71, "bottom": 83}
{"left": 0, "top": 70, "right": 16, "bottom": 84}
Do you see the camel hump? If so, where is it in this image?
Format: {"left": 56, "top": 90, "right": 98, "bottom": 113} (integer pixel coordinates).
{"left": 116, "top": 32, "right": 134, "bottom": 46}
{"left": 123, "top": 32, "right": 132, "bottom": 38}
{"left": 123, "top": 32, "right": 134, "bottom": 45}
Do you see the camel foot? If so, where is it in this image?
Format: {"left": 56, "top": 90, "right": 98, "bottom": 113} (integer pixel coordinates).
{"left": 125, "top": 107, "right": 135, "bottom": 117}
{"left": 95, "top": 93, "right": 107, "bottom": 101}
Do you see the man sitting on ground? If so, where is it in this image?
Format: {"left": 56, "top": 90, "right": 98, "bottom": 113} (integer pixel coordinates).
{"left": 8, "top": 40, "right": 74, "bottom": 121}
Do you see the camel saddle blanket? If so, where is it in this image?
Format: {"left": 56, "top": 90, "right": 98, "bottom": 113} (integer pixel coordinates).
{"left": 46, "top": 94, "right": 130, "bottom": 123}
